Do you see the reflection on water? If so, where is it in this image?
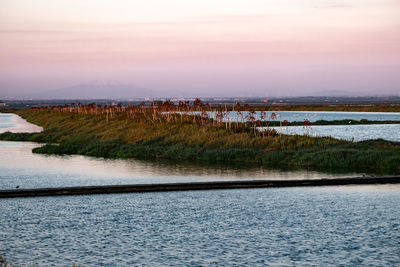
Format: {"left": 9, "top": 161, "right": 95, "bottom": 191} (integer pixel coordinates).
{"left": 203, "top": 111, "right": 400, "bottom": 122}
{"left": 0, "top": 113, "right": 42, "bottom": 133}
{"left": 0, "top": 113, "right": 15, "bottom": 129}
{"left": 0, "top": 113, "right": 365, "bottom": 190}
{"left": 265, "top": 124, "right": 400, "bottom": 142}
{"left": 0, "top": 141, "right": 360, "bottom": 190}
{"left": 1, "top": 113, "right": 400, "bottom": 266}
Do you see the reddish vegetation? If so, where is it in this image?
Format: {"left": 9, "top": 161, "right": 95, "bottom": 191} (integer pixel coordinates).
{"left": 31, "top": 99, "right": 282, "bottom": 135}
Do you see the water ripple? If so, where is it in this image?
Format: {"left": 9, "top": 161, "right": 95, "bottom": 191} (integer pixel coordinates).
{"left": 1, "top": 186, "right": 400, "bottom": 266}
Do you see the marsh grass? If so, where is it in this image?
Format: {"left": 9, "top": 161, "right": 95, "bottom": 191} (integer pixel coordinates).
{"left": 0, "top": 103, "right": 399, "bottom": 174}
{"left": 0, "top": 254, "right": 10, "bottom": 267}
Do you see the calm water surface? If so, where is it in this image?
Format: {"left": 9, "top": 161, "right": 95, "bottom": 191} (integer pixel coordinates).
{"left": 206, "top": 111, "right": 400, "bottom": 141}
{"left": 0, "top": 114, "right": 359, "bottom": 190}
{"left": 268, "top": 124, "right": 400, "bottom": 142}
{"left": 205, "top": 111, "right": 400, "bottom": 122}
{"left": 0, "top": 141, "right": 359, "bottom": 190}
{"left": 0, "top": 113, "right": 42, "bottom": 133}
{"left": 0, "top": 113, "right": 13, "bottom": 129}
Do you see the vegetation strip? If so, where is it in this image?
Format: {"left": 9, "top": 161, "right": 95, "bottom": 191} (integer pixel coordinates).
{"left": 1, "top": 177, "right": 399, "bottom": 198}
{"left": 1, "top": 101, "right": 399, "bottom": 174}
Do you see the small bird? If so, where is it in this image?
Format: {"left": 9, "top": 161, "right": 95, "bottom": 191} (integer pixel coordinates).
{"left": 16, "top": 185, "right": 20, "bottom": 189}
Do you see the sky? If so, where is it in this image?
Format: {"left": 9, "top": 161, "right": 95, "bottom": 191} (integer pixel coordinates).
{"left": 0, "top": 0, "right": 399, "bottom": 98}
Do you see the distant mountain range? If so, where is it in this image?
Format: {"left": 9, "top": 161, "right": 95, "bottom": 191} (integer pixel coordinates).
{"left": 28, "top": 83, "right": 156, "bottom": 99}
{"left": 3, "top": 83, "right": 399, "bottom": 99}
{"left": 310, "top": 90, "right": 357, "bottom": 97}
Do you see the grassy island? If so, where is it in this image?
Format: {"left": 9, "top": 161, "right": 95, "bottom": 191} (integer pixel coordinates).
{"left": 1, "top": 101, "right": 399, "bottom": 174}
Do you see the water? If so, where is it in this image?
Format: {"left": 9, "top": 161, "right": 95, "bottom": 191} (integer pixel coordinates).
{"left": 202, "top": 111, "right": 400, "bottom": 123}
{"left": 0, "top": 141, "right": 357, "bottom": 190}
{"left": 207, "top": 111, "right": 400, "bottom": 141}
{"left": 1, "top": 113, "right": 400, "bottom": 266}
{"left": 1, "top": 186, "right": 400, "bottom": 266}
{"left": 0, "top": 114, "right": 361, "bottom": 190}
{"left": 266, "top": 124, "right": 400, "bottom": 142}
{"left": 0, "top": 113, "right": 42, "bottom": 133}
{"left": 0, "top": 113, "right": 14, "bottom": 128}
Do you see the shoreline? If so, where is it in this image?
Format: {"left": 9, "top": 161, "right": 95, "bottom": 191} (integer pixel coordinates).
{"left": 1, "top": 176, "right": 399, "bottom": 198}
{"left": 1, "top": 109, "right": 399, "bottom": 174}
{"left": 0, "top": 113, "right": 43, "bottom": 134}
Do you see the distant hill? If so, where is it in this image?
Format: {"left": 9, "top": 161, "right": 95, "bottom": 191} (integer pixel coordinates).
{"left": 28, "top": 83, "right": 155, "bottom": 99}
{"left": 310, "top": 90, "right": 358, "bottom": 97}
{"left": 310, "top": 89, "right": 400, "bottom": 97}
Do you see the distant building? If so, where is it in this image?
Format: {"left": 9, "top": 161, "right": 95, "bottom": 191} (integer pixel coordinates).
{"left": 0, "top": 102, "right": 6, "bottom": 107}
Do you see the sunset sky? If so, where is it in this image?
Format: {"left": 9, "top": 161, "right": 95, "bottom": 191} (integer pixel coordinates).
{"left": 1, "top": 0, "right": 399, "bottom": 98}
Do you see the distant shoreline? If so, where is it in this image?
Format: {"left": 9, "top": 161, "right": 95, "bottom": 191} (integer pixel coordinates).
{"left": 2, "top": 101, "right": 400, "bottom": 112}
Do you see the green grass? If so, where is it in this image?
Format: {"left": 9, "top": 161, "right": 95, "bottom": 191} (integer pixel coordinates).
{"left": 1, "top": 109, "right": 399, "bottom": 174}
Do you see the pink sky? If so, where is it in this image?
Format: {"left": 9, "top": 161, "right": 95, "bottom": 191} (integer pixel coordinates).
{"left": 0, "top": 0, "right": 399, "bottom": 97}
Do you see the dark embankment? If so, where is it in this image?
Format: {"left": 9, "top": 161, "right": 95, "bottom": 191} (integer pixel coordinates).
{"left": 1, "top": 176, "right": 399, "bottom": 198}
{"left": 274, "top": 119, "right": 400, "bottom": 126}
{"left": 0, "top": 105, "right": 399, "bottom": 174}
